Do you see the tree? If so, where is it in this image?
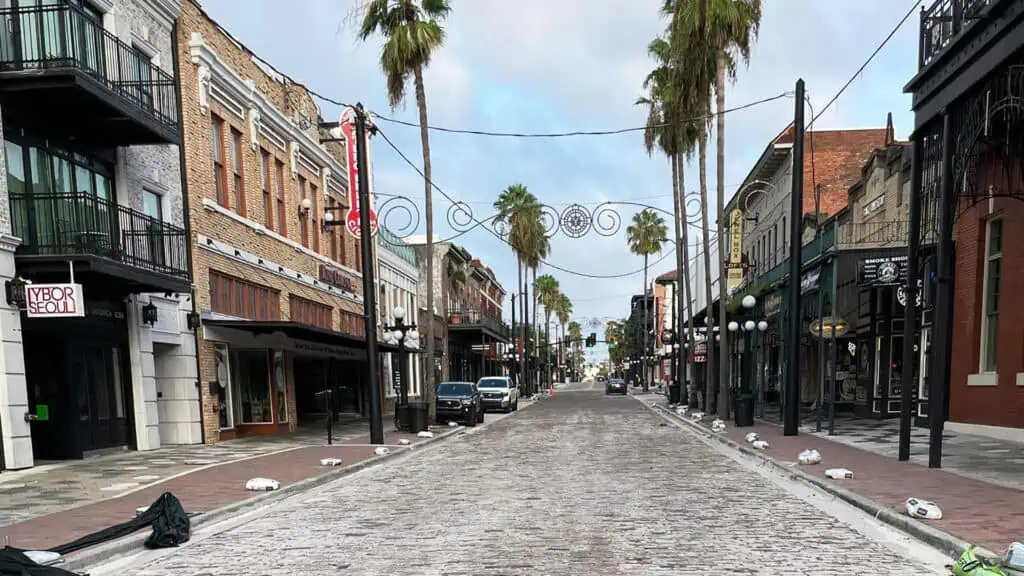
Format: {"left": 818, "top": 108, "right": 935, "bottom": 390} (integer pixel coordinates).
{"left": 357, "top": 0, "right": 452, "bottom": 407}
{"left": 523, "top": 216, "right": 550, "bottom": 395}
{"left": 666, "top": 0, "right": 762, "bottom": 416}
{"left": 494, "top": 184, "right": 541, "bottom": 396}
{"left": 554, "top": 293, "right": 572, "bottom": 382}
{"left": 626, "top": 209, "right": 668, "bottom": 392}
{"left": 535, "top": 274, "right": 560, "bottom": 389}
{"left": 568, "top": 320, "right": 583, "bottom": 381}
{"left": 638, "top": 33, "right": 701, "bottom": 401}
{"left": 447, "top": 260, "right": 467, "bottom": 296}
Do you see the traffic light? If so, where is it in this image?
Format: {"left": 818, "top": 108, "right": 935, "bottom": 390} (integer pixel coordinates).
{"left": 586, "top": 333, "right": 596, "bottom": 347}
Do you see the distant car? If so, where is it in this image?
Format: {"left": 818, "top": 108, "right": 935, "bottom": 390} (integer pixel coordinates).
{"left": 596, "top": 375, "right": 607, "bottom": 384}
{"left": 477, "top": 376, "right": 519, "bottom": 413}
{"left": 605, "top": 378, "right": 627, "bottom": 395}
{"left": 435, "top": 382, "right": 484, "bottom": 426}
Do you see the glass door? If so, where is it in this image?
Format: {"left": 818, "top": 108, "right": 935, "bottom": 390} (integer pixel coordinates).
{"left": 75, "top": 341, "right": 130, "bottom": 451}
{"left": 917, "top": 327, "right": 931, "bottom": 418}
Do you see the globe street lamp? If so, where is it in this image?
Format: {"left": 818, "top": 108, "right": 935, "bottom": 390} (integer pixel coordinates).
{"left": 383, "top": 305, "right": 419, "bottom": 431}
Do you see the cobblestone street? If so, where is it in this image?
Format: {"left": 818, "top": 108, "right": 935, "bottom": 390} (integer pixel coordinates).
{"left": 98, "top": 392, "right": 950, "bottom": 575}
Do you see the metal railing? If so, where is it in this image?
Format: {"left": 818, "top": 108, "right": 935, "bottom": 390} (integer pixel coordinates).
{"left": 836, "top": 220, "right": 910, "bottom": 249}
{"left": 0, "top": 2, "right": 178, "bottom": 131}
{"left": 10, "top": 192, "right": 188, "bottom": 278}
{"left": 449, "top": 309, "right": 510, "bottom": 337}
{"left": 920, "top": 0, "right": 994, "bottom": 68}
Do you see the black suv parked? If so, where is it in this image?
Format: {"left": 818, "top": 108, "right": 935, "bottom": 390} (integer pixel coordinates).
{"left": 434, "top": 382, "right": 484, "bottom": 426}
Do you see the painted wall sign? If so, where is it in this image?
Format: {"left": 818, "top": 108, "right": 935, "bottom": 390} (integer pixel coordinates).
{"left": 800, "top": 269, "right": 820, "bottom": 295}
{"left": 25, "top": 283, "right": 85, "bottom": 318}
{"left": 339, "top": 106, "right": 378, "bottom": 240}
{"left": 764, "top": 292, "right": 782, "bottom": 317}
{"left": 727, "top": 208, "right": 745, "bottom": 295}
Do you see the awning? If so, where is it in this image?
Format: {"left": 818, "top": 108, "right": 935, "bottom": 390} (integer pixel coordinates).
{"left": 202, "top": 319, "right": 403, "bottom": 356}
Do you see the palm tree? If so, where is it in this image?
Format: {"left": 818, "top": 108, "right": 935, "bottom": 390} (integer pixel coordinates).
{"left": 555, "top": 293, "right": 572, "bottom": 382}
{"left": 447, "top": 260, "right": 467, "bottom": 296}
{"left": 638, "top": 33, "right": 701, "bottom": 401}
{"left": 626, "top": 210, "right": 668, "bottom": 392}
{"left": 535, "top": 274, "right": 560, "bottom": 389}
{"left": 568, "top": 320, "right": 583, "bottom": 381}
{"left": 358, "top": 0, "right": 452, "bottom": 404}
{"left": 494, "top": 184, "right": 541, "bottom": 395}
{"left": 523, "top": 216, "right": 550, "bottom": 395}
{"left": 667, "top": 0, "right": 762, "bottom": 417}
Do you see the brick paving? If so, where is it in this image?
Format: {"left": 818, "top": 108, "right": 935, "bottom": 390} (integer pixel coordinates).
{"left": 95, "top": 390, "right": 950, "bottom": 575}
{"left": 0, "top": 422, "right": 369, "bottom": 527}
{"left": 654, "top": 397, "right": 1024, "bottom": 555}
{"left": 0, "top": 428, "right": 439, "bottom": 552}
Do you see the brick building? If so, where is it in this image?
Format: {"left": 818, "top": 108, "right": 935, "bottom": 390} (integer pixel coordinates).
{"left": 177, "top": 0, "right": 394, "bottom": 443}
{"left": 901, "top": 0, "right": 1024, "bottom": 442}
{"left": 0, "top": 0, "right": 194, "bottom": 470}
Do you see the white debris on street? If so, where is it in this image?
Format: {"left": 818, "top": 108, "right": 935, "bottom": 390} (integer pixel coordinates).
{"left": 752, "top": 440, "right": 770, "bottom": 450}
{"left": 398, "top": 439, "right": 411, "bottom": 445}
{"left": 416, "top": 431, "right": 434, "bottom": 438}
{"left": 320, "top": 458, "right": 342, "bottom": 467}
{"left": 244, "top": 478, "right": 280, "bottom": 491}
{"left": 825, "top": 468, "right": 854, "bottom": 479}
{"left": 905, "top": 498, "right": 943, "bottom": 520}
{"left": 744, "top": 432, "right": 759, "bottom": 443}
{"left": 374, "top": 447, "right": 391, "bottom": 456}
{"left": 798, "top": 449, "right": 822, "bottom": 465}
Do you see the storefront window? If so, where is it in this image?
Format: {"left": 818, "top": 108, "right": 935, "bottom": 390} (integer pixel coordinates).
{"left": 274, "top": 351, "right": 288, "bottom": 423}
{"left": 231, "top": 349, "right": 272, "bottom": 424}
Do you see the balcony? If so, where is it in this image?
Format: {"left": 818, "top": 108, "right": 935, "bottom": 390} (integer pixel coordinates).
{"left": 920, "top": 0, "right": 995, "bottom": 68}
{"left": 837, "top": 220, "right": 910, "bottom": 250}
{"left": 448, "top": 309, "right": 510, "bottom": 341}
{"left": 10, "top": 192, "right": 189, "bottom": 293}
{"left": 0, "top": 1, "right": 179, "bottom": 145}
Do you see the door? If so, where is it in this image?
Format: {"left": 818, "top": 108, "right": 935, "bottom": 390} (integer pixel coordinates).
{"left": 917, "top": 327, "right": 932, "bottom": 420}
{"left": 73, "top": 341, "right": 130, "bottom": 452}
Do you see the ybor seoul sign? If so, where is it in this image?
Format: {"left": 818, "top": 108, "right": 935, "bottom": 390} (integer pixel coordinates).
{"left": 25, "top": 283, "right": 85, "bottom": 318}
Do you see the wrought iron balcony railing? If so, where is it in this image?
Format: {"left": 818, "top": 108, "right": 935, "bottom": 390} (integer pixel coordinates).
{"left": 10, "top": 192, "right": 188, "bottom": 278}
{"left": 449, "top": 309, "right": 510, "bottom": 338}
{"left": 836, "top": 220, "right": 910, "bottom": 249}
{"left": 0, "top": 1, "right": 178, "bottom": 131}
{"left": 920, "top": 0, "right": 994, "bottom": 68}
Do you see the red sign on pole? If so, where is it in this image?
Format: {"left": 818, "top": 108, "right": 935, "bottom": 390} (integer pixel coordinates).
{"left": 339, "top": 107, "right": 378, "bottom": 240}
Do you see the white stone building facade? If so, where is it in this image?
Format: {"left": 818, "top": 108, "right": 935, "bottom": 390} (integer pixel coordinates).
{"left": 0, "top": 0, "right": 197, "bottom": 470}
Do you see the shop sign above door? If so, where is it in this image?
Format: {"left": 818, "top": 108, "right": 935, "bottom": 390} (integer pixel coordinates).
{"left": 25, "top": 283, "right": 85, "bottom": 318}
{"left": 858, "top": 255, "right": 908, "bottom": 286}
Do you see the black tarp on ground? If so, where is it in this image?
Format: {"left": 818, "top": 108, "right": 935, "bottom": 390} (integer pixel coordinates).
{"left": 0, "top": 548, "right": 78, "bottom": 576}
{"left": 48, "top": 492, "right": 191, "bottom": 556}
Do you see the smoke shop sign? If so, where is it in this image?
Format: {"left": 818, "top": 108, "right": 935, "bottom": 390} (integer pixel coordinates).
{"left": 318, "top": 264, "right": 353, "bottom": 292}
{"left": 26, "top": 283, "right": 85, "bottom": 318}
{"left": 858, "top": 255, "right": 907, "bottom": 286}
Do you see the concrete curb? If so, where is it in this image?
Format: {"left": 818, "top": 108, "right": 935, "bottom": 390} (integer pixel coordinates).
{"left": 638, "top": 398, "right": 1008, "bottom": 567}
{"left": 60, "top": 426, "right": 466, "bottom": 573}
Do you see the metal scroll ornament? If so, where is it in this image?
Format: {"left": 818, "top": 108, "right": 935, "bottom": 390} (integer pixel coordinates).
{"left": 560, "top": 204, "right": 591, "bottom": 238}
{"left": 375, "top": 195, "right": 420, "bottom": 239}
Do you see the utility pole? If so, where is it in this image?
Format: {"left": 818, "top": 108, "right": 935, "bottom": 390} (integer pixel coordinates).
{"left": 354, "top": 103, "right": 384, "bottom": 444}
{"left": 783, "top": 80, "right": 805, "bottom": 436}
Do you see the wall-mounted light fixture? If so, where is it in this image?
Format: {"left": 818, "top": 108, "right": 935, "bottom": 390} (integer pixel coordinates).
{"left": 298, "top": 197, "right": 312, "bottom": 218}
{"left": 5, "top": 276, "right": 30, "bottom": 308}
{"left": 186, "top": 311, "right": 201, "bottom": 331}
{"left": 141, "top": 302, "right": 159, "bottom": 326}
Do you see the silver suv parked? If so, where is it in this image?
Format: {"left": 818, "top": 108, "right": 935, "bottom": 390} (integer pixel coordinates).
{"left": 477, "top": 376, "right": 519, "bottom": 413}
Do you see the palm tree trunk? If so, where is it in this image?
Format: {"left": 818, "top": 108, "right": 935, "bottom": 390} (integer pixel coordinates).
{"left": 676, "top": 151, "right": 697, "bottom": 407}
{"left": 715, "top": 57, "right": 730, "bottom": 420}
{"left": 413, "top": 65, "right": 436, "bottom": 415}
{"left": 544, "top": 310, "right": 552, "bottom": 388}
{"left": 518, "top": 257, "right": 526, "bottom": 397}
{"left": 530, "top": 267, "right": 537, "bottom": 394}
{"left": 642, "top": 253, "right": 649, "bottom": 393}
{"left": 699, "top": 128, "right": 714, "bottom": 412}
{"left": 670, "top": 153, "right": 683, "bottom": 390}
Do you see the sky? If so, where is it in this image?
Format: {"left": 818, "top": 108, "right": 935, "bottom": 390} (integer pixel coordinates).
{"left": 200, "top": 0, "right": 922, "bottom": 361}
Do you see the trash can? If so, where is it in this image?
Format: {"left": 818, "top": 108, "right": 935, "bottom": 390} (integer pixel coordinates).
{"left": 394, "top": 404, "right": 412, "bottom": 431}
{"left": 668, "top": 383, "right": 682, "bottom": 405}
{"left": 733, "top": 393, "right": 755, "bottom": 427}
{"left": 408, "top": 401, "right": 429, "bottom": 433}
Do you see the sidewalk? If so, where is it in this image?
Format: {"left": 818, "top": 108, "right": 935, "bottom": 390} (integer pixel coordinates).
{"left": 638, "top": 393, "right": 1024, "bottom": 560}
{"left": 0, "top": 426, "right": 445, "bottom": 552}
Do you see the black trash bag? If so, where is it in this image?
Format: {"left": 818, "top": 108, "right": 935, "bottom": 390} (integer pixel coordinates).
{"left": 48, "top": 492, "right": 190, "bottom": 556}
{"left": 0, "top": 547, "right": 77, "bottom": 575}
{"left": 143, "top": 492, "right": 190, "bottom": 550}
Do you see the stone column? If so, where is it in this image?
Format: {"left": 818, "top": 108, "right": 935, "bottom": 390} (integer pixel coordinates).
{"left": 0, "top": 234, "right": 31, "bottom": 469}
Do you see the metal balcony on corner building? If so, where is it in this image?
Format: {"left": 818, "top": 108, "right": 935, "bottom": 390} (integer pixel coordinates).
{"left": 447, "top": 308, "right": 509, "bottom": 383}
{"left": 903, "top": 0, "right": 1024, "bottom": 452}
{"left": 0, "top": 0, "right": 189, "bottom": 466}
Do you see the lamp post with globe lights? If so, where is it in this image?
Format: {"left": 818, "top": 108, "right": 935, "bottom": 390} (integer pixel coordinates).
{"left": 383, "top": 305, "right": 420, "bottom": 431}
{"left": 726, "top": 294, "right": 766, "bottom": 427}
